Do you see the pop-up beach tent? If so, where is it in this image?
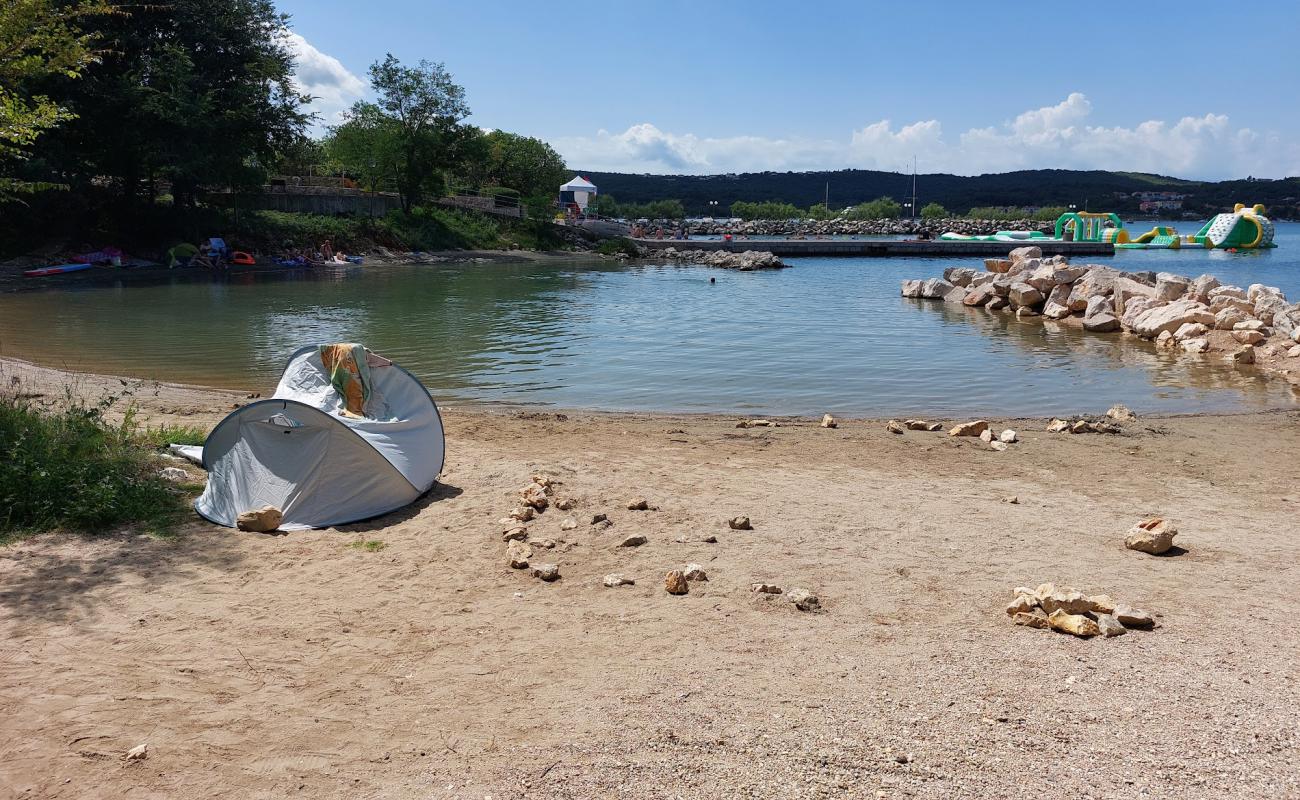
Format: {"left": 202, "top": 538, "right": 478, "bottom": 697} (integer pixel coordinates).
{"left": 194, "top": 345, "right": 445, "bottom": 530}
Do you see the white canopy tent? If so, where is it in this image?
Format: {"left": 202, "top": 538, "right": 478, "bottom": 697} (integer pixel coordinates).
{"left": 559, "top": 175, "right": 598, "bottom": 211}
{"left": 194, "top": 346, "right": 445, "bottom": 530}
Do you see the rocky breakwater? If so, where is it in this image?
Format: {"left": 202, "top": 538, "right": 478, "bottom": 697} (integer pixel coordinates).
{"left": 654, "top": 247, "right": 787, "bottom": 271}
{"left": 686, "top": 218, "right": 1053, "bottom": 238}
{"left": 902, "top": 246, "right": 1300, "bottom": 382}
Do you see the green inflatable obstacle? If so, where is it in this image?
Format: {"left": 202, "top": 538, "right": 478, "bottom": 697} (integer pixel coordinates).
{"left": 1189, "top": 203, "right": 1277, "bottom": 249}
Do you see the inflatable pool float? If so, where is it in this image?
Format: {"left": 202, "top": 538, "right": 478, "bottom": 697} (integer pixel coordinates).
{"left": 24, "top": 263, "right": 93, "bottom": 278}
{"left": 230, "top": 251, "right": 256, "bottom": 266}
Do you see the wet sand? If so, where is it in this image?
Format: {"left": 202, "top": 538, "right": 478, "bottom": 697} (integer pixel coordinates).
{"left": 1, "top": 358, "right": 1299, "bottom": 798}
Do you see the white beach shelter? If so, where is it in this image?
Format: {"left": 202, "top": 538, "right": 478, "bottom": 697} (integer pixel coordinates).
{"left": 559, "top": 175, "right": 598, "bottom": 211}
{"left": 194, "top": 346, "right": 445, "bottom": 530}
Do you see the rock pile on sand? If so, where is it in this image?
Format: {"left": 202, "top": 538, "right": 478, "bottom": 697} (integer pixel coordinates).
{"left": 654, "top": 248, "right": 787, "bottom": 270}
{"left": 902, "top": 247, "right": 1300, "bottom": 359}
{"left": 1007, "top": 583, "right": 1155, "bottom": 638}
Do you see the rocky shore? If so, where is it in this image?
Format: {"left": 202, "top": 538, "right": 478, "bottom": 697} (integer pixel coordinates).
{"left": 901, "top": 246, "right": 1300, "bottom": 385}
{"left": 646, "top": 247, "right": 786, "bottom": 270}
{"left": 683, "top": 218, "right": 1052, "bottom": 238}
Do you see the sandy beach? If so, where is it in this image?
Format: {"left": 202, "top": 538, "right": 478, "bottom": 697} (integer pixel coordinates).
{"left": 1, "top": 357, "right": 1299, "bottom": 799}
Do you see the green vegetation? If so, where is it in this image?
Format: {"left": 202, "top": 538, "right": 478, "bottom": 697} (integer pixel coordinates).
{"left": 966, "top": 206, "right": 1068, "bottom": 221}
{"left": 138, "top": 424, "right": 208, "bottom": 449}
{"left": 0, "top": 0, "right": 111, "bottom": 197}
{"left": 805, "top": 203, "right": 834, "bottom": 220}
{"left": 920, "top": 202, "right": 948, "bottom": 219}
{"left": 847, "top": 197, "right": 902, "bottom": 220}
{"left": 596, "top": 237, "right": 640, "bottom": 257}
{"left": 0, "top": 389, "right": 190, "bottom": 541}
{"left": 346, "top": 539, "right": 387, "bottom": 552}
{"left": 326, "top": 54, "right": 474, "bottom": 212}
{"left": 589, "top": 195, "right": 685, "bottom": 220}
{"left": 731, "top": 200, "right": 802, "bottom": 220}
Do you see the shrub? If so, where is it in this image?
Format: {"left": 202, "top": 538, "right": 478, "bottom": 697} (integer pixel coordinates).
{"left": 596, "top": 237, "right": 640, "bottom": 257}
{"left": 920, "top": 202, "right": 948, "bottom": 219}
{"left": 0, "top": 389, "right": 190, "bottom": 539}
{"left": 847, "top": 197, "right": 902, "bottom": 220}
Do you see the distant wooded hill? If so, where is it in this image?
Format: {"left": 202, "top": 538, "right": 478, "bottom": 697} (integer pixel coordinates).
{"left": 577, "top": 169, "right": 1300, "bottom": 218}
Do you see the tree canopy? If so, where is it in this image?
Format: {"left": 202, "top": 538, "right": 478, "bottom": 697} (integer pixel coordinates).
{"left": 23, "top": 0, "right": 309, "bottom": 206}
{"left": 0, "top": 0, "right": 109, "bottom": 195}
{"left": 336, "top": 54, "right": 476, "bottom": 212}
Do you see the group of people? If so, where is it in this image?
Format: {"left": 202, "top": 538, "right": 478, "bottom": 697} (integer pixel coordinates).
{"left": 629, "top": 223, "right": 689, "bottom": 240}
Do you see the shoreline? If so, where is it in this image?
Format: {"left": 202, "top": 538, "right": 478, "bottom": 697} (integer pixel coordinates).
{"left": 4, "top": 357, "right": 1300, "bottom": 797}
{"left": 3, "top": 355, "right": 1297, "bottom": 426}
{"left": 0, "top": 248, "right": 605, "bottom": 295}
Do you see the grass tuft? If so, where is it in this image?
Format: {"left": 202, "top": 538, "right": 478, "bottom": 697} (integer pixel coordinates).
{"left": 345, "top": 539, "right": 387, "bottom": 552}
{"left": 0, "top": 385, "right": 192, "bottom": 542}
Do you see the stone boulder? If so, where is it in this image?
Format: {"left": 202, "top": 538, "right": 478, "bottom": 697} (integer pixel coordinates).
{"left": 1009, "top": 245, "right": 1042, "bottom": 262}
{"left": 984, "top": 258, "right": 1012, "bottom": 273}
{"left": 944, "top": 267, "right": 978, "bottom": 286}
{"left": 236, "top": 506, "right": 283, "bottom": 533}
{"left": 920, "top": 278, "right": 956, "bottom": 300}
{"left": 1131, "top": 300, "right": 1215, "bottom": 339}
{"left": 787, "top": 588, "right": 821, "bottom": 612}
{"left": 1112, "top": 277, "right": 1157, "bottom": 317}
{"left": 1273, "top": 306, "right": 1300, "bottom": 339}
{"left": 948, "top": 420, "right": 989, "bottom": 437}
{"left": 944, "top": 286, "right": 970, "bottom": 304}
{"left": 1247, "top": 283, "right": 1283, "bottom": 303}
{"left": 664, "top": 570, "right": 690, "bottom": 595}
{"left": 1173, "top": 322, "right": 1209, "bottom": 341}
{"left": 1042, "top": 284, "right": 1073, "bottom": 320}
{"left": 1209, "top": 285, "right": 1247, "bottom": 301}
{"left": 1211, "top": 295, "right": 1255, "bottom": 317}
{"left": 1119, "top": 296, "right": 1160, "bottom": 331}
{"left": 1125, "top": 518, "right": 1177, "bottom": 554}
{"left": 1153, "top": 272, "right": 1190, "bottom": 302}
{"left": 963, "top": 283, "right": 997, "bottom": 307}
{"left": 1254, "top": 293, "right": 1288, "bottom": 325}
{"left": 900, "top": 279, "right": 924, "bottom": 298}
{"left": 1232, "top": 330, "right": 1265, "bottom": 346}
{"left": 1187, "top": 274, "right": 1221, "bottom": 304}
{"left": 1214, "top": 306, "right": 1250, "bottom": 330}
{"left": 1083, "top": 313, "right": 1120, "bottom": 333}
{"left": 1047, "top": 610, "right": 1100, "bottom": 637}
{"left": 1008, "top": 283, "right": 1044, "bottom": 309}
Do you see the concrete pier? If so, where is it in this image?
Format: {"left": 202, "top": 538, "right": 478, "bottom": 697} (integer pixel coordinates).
{"left": 635, "top": 238, "right": 1114, "bottom": 258}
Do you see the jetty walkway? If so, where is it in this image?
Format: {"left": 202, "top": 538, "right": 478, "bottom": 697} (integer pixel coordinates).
{"left": 635, "top": 238, "right": 1114, "bottom": 258}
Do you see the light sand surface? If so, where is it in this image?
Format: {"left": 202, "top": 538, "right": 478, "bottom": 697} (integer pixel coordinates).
{"left": 1, "top": 359, "right": 1298, "bottom": 798}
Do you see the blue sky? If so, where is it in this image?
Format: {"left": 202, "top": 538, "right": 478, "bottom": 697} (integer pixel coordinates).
{"left": 278, "top": 0, "right": 1300, "bottom": 179}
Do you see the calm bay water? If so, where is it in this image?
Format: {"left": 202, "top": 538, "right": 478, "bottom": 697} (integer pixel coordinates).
{"left": 1, "top": 221, "right": 1297, "bottom": 417}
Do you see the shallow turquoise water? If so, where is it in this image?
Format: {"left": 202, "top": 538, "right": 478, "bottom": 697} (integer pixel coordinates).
{"left": 1, "top": 221, "right": 1297, "bottom": 416}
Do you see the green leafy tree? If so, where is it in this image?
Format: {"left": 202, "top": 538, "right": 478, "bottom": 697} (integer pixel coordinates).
{"left": 354, "top": 54, "right": 474, "bottom": 212}
{"left": 919, "top": 202, "right": 948, "bottom": 219}
{"left": 731, "top": 200, "right": 802, "bottom": 220}
{"left": 806, "top": 202, "right": 834, "bottom": 220}
{"left": 464, "top": 130, "right": 568, "bottom": 198}
{"left": 589, "top": 194, "right": 621, "bottom": 217}
{"left": 30, "top": 0, "right": 308, "bottom": 206}
{"left": 0, "top": 0, "right": 109, "bottom": 197}
{"left": 848, "top": 196, "right": 902, "bottom": 220}
{"left": 324, "top": 104, "right": 403, "bottom": 193}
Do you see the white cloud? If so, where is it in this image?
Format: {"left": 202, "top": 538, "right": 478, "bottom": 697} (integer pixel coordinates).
{"left": 285, "top": 31, "right": 367, "bottom": 131}
{"left": 554, "top": 93, "right": 1300, "bottom": 179}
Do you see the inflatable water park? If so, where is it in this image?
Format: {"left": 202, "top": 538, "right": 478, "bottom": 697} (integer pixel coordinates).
{"left": 941, "top": 204, "right": 1277, "bottom": 251}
